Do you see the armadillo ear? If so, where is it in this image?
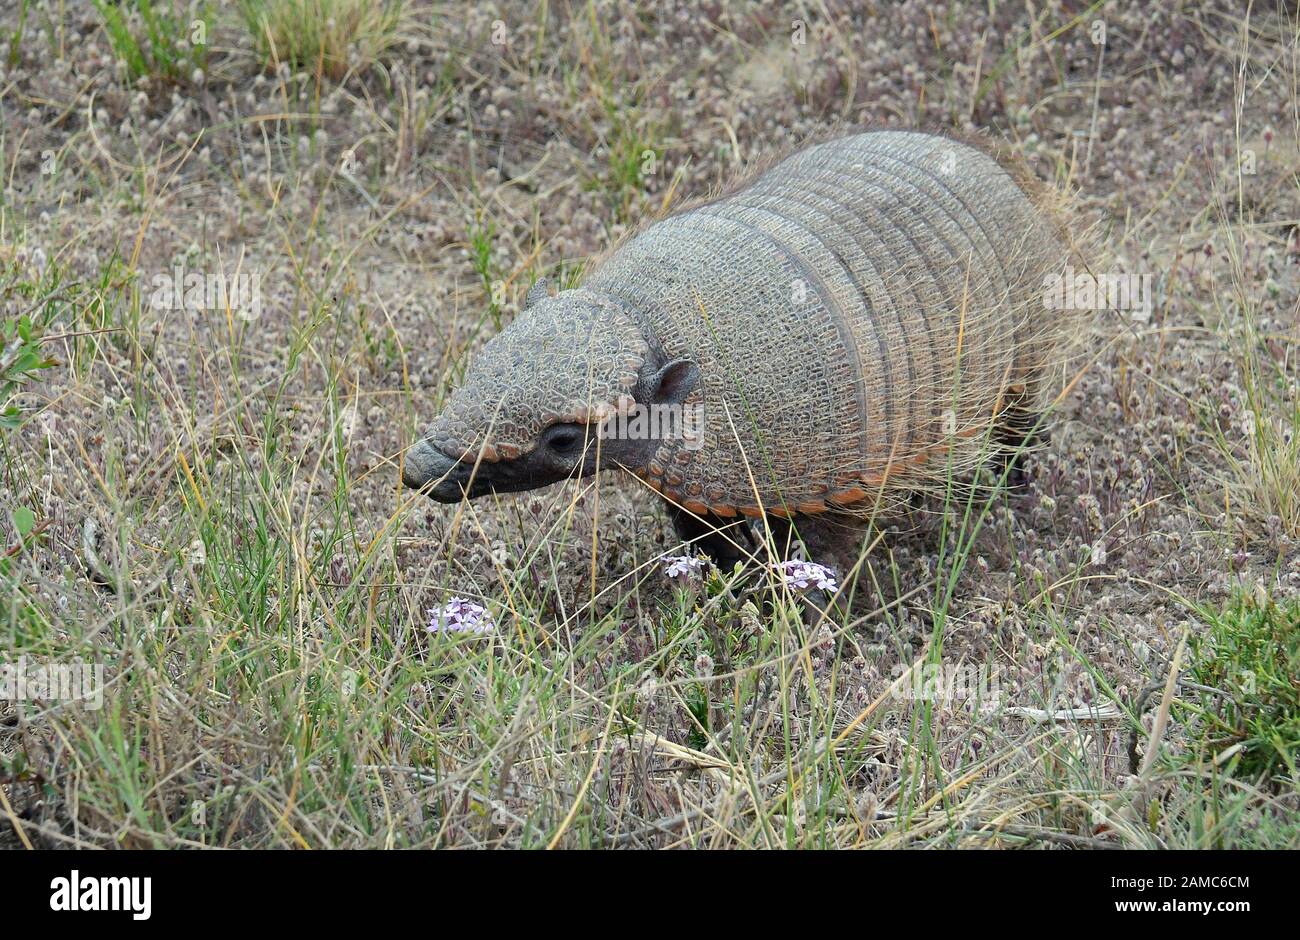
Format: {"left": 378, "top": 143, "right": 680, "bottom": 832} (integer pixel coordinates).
{"left": 524, "top": 277, "right": 550, "bottom": 309}
{"left": 649, "top": 358, "right": 700, "bottom": 405}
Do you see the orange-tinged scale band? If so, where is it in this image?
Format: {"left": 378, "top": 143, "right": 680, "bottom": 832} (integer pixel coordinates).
{"left": 853, "top": 422, "right": 996, "bottom": 488}
{"left": 640, "top": 418, "right": 1006, "bottom": 517}
{"left": 829, "top": 487, "right": 866, "bottom": 505}
{"left": 646, "top": 478, "right": 738, "bottom": 522}
{"left": 675, "top": 498, "right": 831, "bottom": 518}
{"left": 861, "top": 469, "right": 897, "bottom": 487}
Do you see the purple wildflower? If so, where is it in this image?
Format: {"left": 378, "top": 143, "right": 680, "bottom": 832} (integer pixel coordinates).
{"left": 663, "top": 554, "right": 707, "bottom": 581}
{"left": 427, "top": 597, "right": 494, "bottom": 635}
{"left": 774, "top": 560, "right": 839, "bottom": 593}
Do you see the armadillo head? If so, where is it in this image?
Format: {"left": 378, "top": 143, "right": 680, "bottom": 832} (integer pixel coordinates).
{"left": 404, "top": 283, "right": 699, "bottom": 502}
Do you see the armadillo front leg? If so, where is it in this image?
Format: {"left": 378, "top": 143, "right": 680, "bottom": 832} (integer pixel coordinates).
{"left": 667, "top": 502, "right": 756, "bottom": 570}
{"left": 993, "top": 405, "right": 1048, "bottom": 490}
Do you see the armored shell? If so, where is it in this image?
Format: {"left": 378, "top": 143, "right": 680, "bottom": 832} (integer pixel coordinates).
{"left": 583, "top": 130, "right": 1068, "bottom": 516}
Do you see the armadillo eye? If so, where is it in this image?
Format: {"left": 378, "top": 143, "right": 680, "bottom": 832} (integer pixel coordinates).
{"left": 543, "top": 423, "right": 583, "bottom": 455}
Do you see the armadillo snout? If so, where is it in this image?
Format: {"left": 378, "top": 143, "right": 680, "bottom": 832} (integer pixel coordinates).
{"left": 403, "top": 439, "right": 465, "bottom": 500}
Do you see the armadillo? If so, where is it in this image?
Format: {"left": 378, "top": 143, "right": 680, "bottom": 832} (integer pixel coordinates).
{"left": 404, "top": 130, "right": 1072, "bottom": 559}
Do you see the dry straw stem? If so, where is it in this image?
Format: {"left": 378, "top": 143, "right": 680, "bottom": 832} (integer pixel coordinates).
{"left": 1138, "top": 625, "right": 1191, "bottom": 784}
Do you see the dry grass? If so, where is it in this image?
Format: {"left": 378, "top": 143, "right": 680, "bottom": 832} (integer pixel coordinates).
{"left": 0, "top": 0, "right": 1296, "bottom": 849}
